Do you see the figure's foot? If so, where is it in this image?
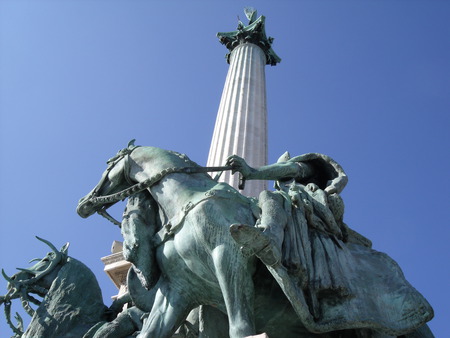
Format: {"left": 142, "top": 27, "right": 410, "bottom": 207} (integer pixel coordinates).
{"left": 230, "top": 224, "right": 281, "bottom": 266}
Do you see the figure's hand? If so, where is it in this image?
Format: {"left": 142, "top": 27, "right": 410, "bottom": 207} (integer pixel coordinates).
{"left": 109, "top": 301, "right": 121, "bottom": 315}
{"left": 324, "top": 185, "right": 337, "bottom": 195}
{"left": 226, "top": 155, "right": 253, "bottom": 178}
{"left": 306, "top": 183, "right": 319, "bottom": 192}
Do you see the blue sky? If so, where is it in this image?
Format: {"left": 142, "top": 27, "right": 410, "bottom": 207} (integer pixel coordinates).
{"left": 1, "top": 1, "right": 449, "bottom": 336}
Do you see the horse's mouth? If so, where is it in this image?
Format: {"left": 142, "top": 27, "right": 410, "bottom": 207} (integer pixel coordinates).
{"left": 76, "top": 197, "right": 97, "bottom": 218}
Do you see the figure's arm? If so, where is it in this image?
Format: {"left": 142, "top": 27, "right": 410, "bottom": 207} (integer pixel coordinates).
{"left": 325, "top": 174, "right": 348, "bottom": 195}
{"left": 226, "top": 155, "right": 313, "bottom": 181}
{"left": 109, "top": 291, "right": 132, "bottom": 314}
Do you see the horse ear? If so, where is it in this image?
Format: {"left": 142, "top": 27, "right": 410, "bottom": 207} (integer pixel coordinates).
{"left": 277, "top": 151, "right": 291, "bottom": 163}
{"left": 128, "top": 139, "right": 136, "bottom": 148}
{"left": 60, "top": 242, "right": 70, "bottom": 255}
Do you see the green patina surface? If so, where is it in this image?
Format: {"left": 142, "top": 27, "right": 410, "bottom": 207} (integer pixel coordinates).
{"left": 1, "top": 143, "right": 435, "bottom": 337}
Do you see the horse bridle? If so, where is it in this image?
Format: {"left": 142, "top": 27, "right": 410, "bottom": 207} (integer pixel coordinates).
{"left": 89, "top": 143, "right": 140, "bottom": 226}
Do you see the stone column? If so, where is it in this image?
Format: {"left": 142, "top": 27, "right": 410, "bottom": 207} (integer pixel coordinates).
{"left": 207, "top": 9, "right": 280, "bottom": 198}
{"left": 207, "top": 43, "right": 268, "bottom": 197}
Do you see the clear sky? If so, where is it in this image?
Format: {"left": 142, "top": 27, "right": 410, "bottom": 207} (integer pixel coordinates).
{"left": 1, "top": 1, "right": 449, "bottom": 336}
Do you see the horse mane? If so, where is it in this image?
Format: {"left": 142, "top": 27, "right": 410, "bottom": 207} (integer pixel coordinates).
{"left": 23, "top": 257, "right": 108, "bottom": 337}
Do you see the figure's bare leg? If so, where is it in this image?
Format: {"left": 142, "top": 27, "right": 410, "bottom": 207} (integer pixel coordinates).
{"left": 212, "top": 245, "right": 255, "bottom": 338}
{"left": 258, "top": 190, "right": 287, "bottom": 248}
{"left": 137, "top": 279, "right": 191, "bottom": 338}
{"left": 230, "top": 191, "right": 286, "bottom": 266}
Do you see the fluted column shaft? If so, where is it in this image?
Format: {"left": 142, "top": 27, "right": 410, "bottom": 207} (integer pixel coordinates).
{"left": 207, "top": 43, "right": 268, "bottom": 197}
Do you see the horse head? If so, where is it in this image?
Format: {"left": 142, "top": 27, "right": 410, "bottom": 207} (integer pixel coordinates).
{"left": 2, "top": 238, "right": 110, "bottom": 337}
{"left": 3, "top": 237, "right": 69, "bottom": 296}
{"left": 1, "top": 237, "right": 69, "bottom": 336}
{"left": 77, "top": 140, "right": 140, "bottom": 219}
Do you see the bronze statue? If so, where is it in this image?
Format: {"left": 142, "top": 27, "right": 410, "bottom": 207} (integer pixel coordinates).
{"left": 75, "top": 142, "right": 432, "bottom": 337}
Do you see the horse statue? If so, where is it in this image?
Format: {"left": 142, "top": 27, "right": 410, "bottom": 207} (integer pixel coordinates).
{"left": 77, "top": 141, "right": 434, "bottom": 338}
{"left": 0, "top": 237, "right": 147, "bottom": 338}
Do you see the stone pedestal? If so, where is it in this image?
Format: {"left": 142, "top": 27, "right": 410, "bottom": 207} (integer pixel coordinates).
{"left": 100, "top": 241, "right": 131, "bottom": 300}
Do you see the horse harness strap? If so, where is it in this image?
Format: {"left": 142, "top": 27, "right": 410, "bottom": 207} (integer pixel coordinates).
{"left": 155, "top": 187, "right": 258, "bottom": 247}
{"left": 93, "top": 144, "right": 141, "bottom": 226}
{"left": 155, "top": 192, "right": 215, "bottom": 246}
{"left": 96, "top": 153, "right": 136, "bottom": 226}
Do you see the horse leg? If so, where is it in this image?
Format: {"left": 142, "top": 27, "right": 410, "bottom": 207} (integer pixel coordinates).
{"left": 212, "top": 246, "right": 255, "bottom": 338}
{"left": 137, "top": 279, "right": 192, "bottom": 338}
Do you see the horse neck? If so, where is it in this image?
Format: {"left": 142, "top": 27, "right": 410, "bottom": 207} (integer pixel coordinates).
{"left": 130, "top": 147, "right": 194, "bottom": 181}
{"left": 129, "top": 147, "right": 217, "bottom": 218}
{"left": 43, "top": 258, "right": 104, "bottom": 310}
{"left": 25, "top": 258, "right": 106, "bottom": 337}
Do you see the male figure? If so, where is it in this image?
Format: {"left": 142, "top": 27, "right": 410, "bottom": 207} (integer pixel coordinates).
{"left": 227, "top": 151, "right": 349, "bottom": 271}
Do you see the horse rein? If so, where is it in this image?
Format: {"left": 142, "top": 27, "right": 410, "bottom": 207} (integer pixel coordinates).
{"left": 87, "top": 145, "right": 235, "bottom": 227}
